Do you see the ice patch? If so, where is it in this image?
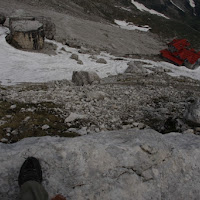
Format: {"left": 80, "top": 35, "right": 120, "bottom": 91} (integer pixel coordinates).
{"left": 131, "top": 0, "right": 169, "bottom": 19}
{"left": 114, "top": 20, "right": 151, "bottom": 32}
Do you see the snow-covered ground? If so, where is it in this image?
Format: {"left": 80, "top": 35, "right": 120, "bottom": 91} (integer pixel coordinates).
{"left": 114, "top": 20, "right": 151, "bottom": 32}
{"left": 131, "top": 0, "right": 169, "bottom": 19}
{"left": 0, "top": 26, "right": 200, "bottom": 86}
{"left": 0, "top": 27, "right": 128, "bottom": 85}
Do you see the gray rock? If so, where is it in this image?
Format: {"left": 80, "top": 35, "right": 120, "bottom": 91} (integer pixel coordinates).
{"left": 0, "top": 138, "right": 8, "bottom": 143}
{"left": 70, "top": 54, "right": 79, "bottom": 61}
{"left": 184, "top": 98, "right": 200, "bottom": 126}
{"left": 42, "top": 124, "right": 50, "bottom": 130}
{"left": 77, "top": 60, "right": 83, "bottom": 65}
{"left": 1, "top": 129, "right": 200, "bottom": 200}
{"left": 11, "top": 130, "right": 18, "bottom": 135}
{"left": 125, "top": 61, "right": 149, "bottom": 74}
{"left": 0, "top": 13, "right": 6, "bottom": 25}
{"left": 72, "top": 71, "right": 100, "bottom": 86}
{"left": 96, "top": 58, "right": 107, "bottom": 64}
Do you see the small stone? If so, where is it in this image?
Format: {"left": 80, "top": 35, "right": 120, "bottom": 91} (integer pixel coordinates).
{"left": 86, "top": 91, "right": 108, "bottom": 101}
{"left": 60, "top": 47, "right": 66, "bottom": 52}
{"left": 5, "top": 115, "right": 12, "bottom": 118}
{"left": 183, "top": 129, "right": 194, "bottom": 134}
{"left": 0, "top": 120, "right": 6, "bottom": 126}
{"left": 42, "top": 125, "right": 50, "bottom": 130}
{"left": 124, "top": 91, "right": 130, "bottom": 95}
{"left": 95, "top": 128, "right": 100, "bottom": 132}
{"left": 70, "top": 54, "right": 79, "bottom": 61}
{"left": 65, "top": 113, "right": 87, "bottom": 123}
{"left": 23, "top": 116, "right": 31, "bottom": 122}
{"left": 6, "top": 133, "right": 11, "bottom": 137}
{"left": 122, "top": 125, "right": 132, "bottom": 130}
{"left": 77, "top": 60, "right": 83, "bottom": 65}
{"left": 5, "top": 128, "right": 11, "bottom": 133}
{"left": 10, "top": 105, "right": 17, "bottom": 109}
{"left": 11, "top": 130, "right": 18, "bottom": 135}
{"left": 77, "top": 127, "right": 88, "bottom": 136}
{"left": 1, "top": 138, "right": 8, "bottom": 143}
{"left": 133, "top": 122, "right": 140, "bottom": 127}
{"left": 138, "top": 123, "right": 145, "bottom": 129}
{"left": 194, "top": 127, "right": 200, "bottom": 135}
{"left": 68, "top": 128, "right": 78, "bottom": 132}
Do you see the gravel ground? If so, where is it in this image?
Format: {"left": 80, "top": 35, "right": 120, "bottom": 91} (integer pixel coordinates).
{"left": 1, "top": 67, "right": 200, "bottom": 143}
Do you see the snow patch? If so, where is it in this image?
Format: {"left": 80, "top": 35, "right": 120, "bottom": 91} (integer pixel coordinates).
{"left": 189, "top": 0, "right": 195, "bottom": 8}
{"left": 115, "top": 6, "right": 131, "bottom": 12}
{"left": 131, "top": 0, "right": 169, "bottom": 19}
{"left": 170, "top": 0, "right": 185, "bottom": 12}
{"left": 135, "top": 59, "right": 200, "bottom": 81}
{"left": 114, "top": 20, "right": 151, "bottom": 32}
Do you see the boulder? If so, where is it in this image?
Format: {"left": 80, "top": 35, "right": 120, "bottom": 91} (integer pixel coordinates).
{"left": 184, "top": 98, "right": 200, "bottom": 126}
{"left": 70, "top": 54, "right": 79, "bottom": 61}
{"left": 96, "top": 58, "right": 107, "bottom": 64}
{"left": 1, "top": 129, "right": 200, "bottom": 200}
{"left": 72, "top": 71, "right": 100, "bottom": 86}
{"left": 0, "top": 14, "right": 6, "bottom": 25}
{"left": 125, "top": 61, "right": 149, "bottom": 74}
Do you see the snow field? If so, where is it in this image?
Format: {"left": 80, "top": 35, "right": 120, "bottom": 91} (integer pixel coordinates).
{"left": 0, "top": 26, "right": 200, "bottom": 86}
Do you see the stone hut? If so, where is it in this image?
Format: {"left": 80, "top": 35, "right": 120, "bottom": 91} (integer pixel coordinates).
{"left": 8, "top": 17, "right": 45, "bottom": 50}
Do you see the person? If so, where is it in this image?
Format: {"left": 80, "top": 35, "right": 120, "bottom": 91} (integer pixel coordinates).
{"left": 18, "top": 157, "right": 66, "bottom": 200}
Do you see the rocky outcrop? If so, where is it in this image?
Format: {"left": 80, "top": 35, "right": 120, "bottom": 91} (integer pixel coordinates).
{"left": 0, "top": 128, "right": 200, "bottom": 200}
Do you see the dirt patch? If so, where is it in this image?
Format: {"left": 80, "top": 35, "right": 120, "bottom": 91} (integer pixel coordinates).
{"left": 0, "top": 99, "right": 80, "bottom": 143}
